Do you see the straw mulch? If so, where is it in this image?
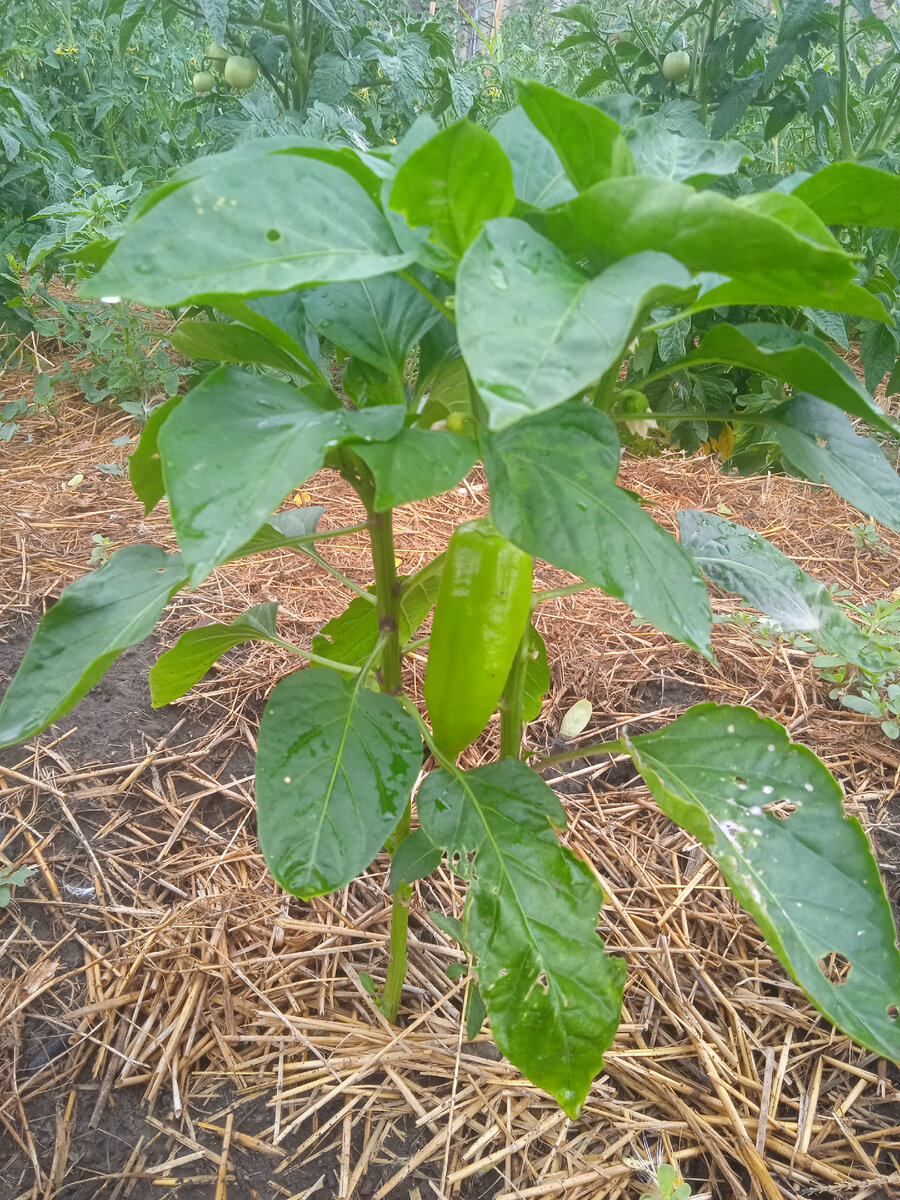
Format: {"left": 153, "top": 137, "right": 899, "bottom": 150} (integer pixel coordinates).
{"left": 2, "top": 388, "right": 900, "bottom": 1200}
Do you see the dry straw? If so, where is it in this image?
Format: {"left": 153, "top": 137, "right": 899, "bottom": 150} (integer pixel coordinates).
{"left": 2, "top": 394, "right": 900, "bottom": 1199}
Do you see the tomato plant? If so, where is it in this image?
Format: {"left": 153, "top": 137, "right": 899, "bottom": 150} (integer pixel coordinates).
{"left": 3, "top": 85, "right": 900, "bottom": 1116}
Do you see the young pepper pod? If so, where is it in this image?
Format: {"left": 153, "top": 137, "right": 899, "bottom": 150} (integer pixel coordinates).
{"left": 425, "top": 517, "right": 533, "bottom": 761}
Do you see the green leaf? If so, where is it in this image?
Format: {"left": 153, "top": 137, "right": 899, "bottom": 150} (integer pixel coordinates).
{"left": 541, "top": 177, "right": 860, "bottom": 311}
{"left": 492, "top": 107, "right": 577, "bottom": 209}
{"left": 351, "top": 428, "right": 477, "bottom": 510}
{"left": 465, "top": 981, "right": 487, "bottom": 1040}
{"left": 457, "top": 218, "right": 691, "bottom": 429}
{"left": 129, "top": 395, "right": 182, "bottom": 515}
{"left": 149, "top": 603, "right": 284, "bottom": 707}
{"left": 625, "top": 704, "right": 900, "bottom": 1063}
{"left": 677, "top": 323, "right": 899, "bottom": 436}
{"left": 792, "top": 163, "right": 900, "bottom": 229}
{"left": 213, "top": 295, "right": 326, "bottom": 384}
{"left": 157, "top": 367, "right": 404, "bottom": 586}
{"left": 0, "top": 546, "right": 187, "bottom": 748}
{"left": 226, "top": 507, "right": 325, "bottom": 562}
{"left": 302, "top": 273, "right": 440, "bottom": 382}
{"left": 417, "top": 759, "right": 626, "bottom": 1117}
{"left": 0, "top": 864, "right": 37, "bottom": 907}
{"left": 626, "top": 122, "right": 748, "bottom": 184}
{"left": 482, "top": 402, "right": 713, "bottom": 656}
{"left": 169, "top": 320, "right": 305, "bottom": 375}
{"left": 776, "top": 394, "right": 900, "bottom": 532}
{"left": 389, "top": 827, "right": 442, "bottom": 892}
{"left": 516, "top": 80, "right": 634, "bottom": 191}
{"left": 523, "top": 625, "right": 550, "bottom": 723}
{"left": 199, "top": 0, "right": 227, "bottom": 45}
{"left": 84, "top": 156, "right": 412, "bottom": 308}
{"left": 383, "top": 118, "right": 456, "bottom": 275}
{"left": 860, "top": 323, "right": 899, "bottom": 395}
{"left": 256, "top": 671, "right": 421, "bottom": 898}
{"left": 389, "top": 120, "right": 515, "bottom": 257}
{"left": 679, "top": 511, "right": 899, "bottom": 673}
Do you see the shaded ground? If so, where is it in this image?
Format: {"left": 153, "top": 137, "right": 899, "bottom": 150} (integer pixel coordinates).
{"left": 3, "top": 393, "right": 900, "bottom": 1200}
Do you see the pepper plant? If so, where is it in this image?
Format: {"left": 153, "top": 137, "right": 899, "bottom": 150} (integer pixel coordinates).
{"left": 4, "top": 82, "right": 900, "bottom": 1116}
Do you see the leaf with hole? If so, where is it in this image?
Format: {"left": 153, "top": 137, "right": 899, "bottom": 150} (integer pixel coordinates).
{"left": 625, "top": 705, "right": 900, "bottom": 1062}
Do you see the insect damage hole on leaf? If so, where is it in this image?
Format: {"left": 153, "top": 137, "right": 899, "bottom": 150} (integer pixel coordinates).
{"left": 819, "top": 952, "right": 852, "bottom": 986}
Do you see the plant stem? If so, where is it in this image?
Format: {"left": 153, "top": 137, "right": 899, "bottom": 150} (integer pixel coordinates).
{"left": 368, "top": 506, "right": 409, "bottom": 1020}
{"left": 382, "top": 804, "right": 412, "bottom": 1022}
{"left": 837, "top": 0, "right": 855, "bottom": 161}
{"left": 532, "top": 583, "right": 592, "bottom": 607}
{"left": 536, "top": 737, "right": 625, "bottom": 769}
{"left": 299, "top": 545, "right": 375, "bottom": 602}
{"left": 398, "top": 271, "right": 456, "bottom": 323}
{"left": 499, "top": 627, "right": 530, "bottom": 759}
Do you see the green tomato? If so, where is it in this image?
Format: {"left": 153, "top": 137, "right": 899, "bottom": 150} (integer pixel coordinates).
{"left": 662, "top": 49, "right": 691, "bottom": 82}
{"left": 206, "top": 42, "right": 229, "bottom": 75}
{"left": 224, "top": 55, "right": 259, "bottom": 90}
{"left": 193, "top": 70, "right": 215, "bottom": 95}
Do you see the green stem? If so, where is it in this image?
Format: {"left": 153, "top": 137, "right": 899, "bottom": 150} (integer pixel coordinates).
{"left": 498, "top": 627, "right": 530, "bottom": 759}
{"left": 369, "top": 506, "right": 408, "bottom": 1021}
{"left": 273, "top": 636, "right": 363, "bottom": 673}
{"left": 864, "top": 70, "right": 900, "bottom": 154}
{"left": 299, "top": 545, "right": 375, "bottom": 602}
{"left": 398, "top": 271, "right": 456, "bottom": 323}
{"left": 536, "top": 737, "right": 625, "bottom": 769}
{"left": 837, "top": 0, "right": 855, "bottom": 161}
{"left": 532, "top": 583, "right": 591, "bottom": 608}
{"left": 696, "top": 0, "right": 721, "bottom": 119}
{"left": 591, "top": 361, "right": 621, "bottom": 412}
{"left": 382, "top": 803, "right": 412, "bottom": 1023}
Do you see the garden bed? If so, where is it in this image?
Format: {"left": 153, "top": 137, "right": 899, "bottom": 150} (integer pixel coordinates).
{"left": 2, "top": 393, "right": 900, "bottom": 1200}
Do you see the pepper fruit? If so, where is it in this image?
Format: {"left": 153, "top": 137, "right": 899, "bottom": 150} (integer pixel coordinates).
{"left": 425, "top": 517, "right": 533, "bottom": 761}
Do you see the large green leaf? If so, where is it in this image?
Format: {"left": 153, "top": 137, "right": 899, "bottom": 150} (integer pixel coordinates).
{"left": 792, "top": 163, "right": 900, "bottom": 229}
{"left": 540, "top": 177, "right": 870, "bottom": 314}
{"left": 776, "top": 394, "right": 900, "bottom": 532}
{"left": 457, "top": 218, "right": 690, "bottom": 429}
{"left": 417, "top": 760, "right": 626, "bottom": 1116}
{"left": 157, "top": 367, "right": 404, "bottom": 586}
{"left": 302, "top": 272, "right": 440, "bottom": 383}
{"left": 492, "top": 107, "right": 576, "bottom": 209}
{"left": 351, "top": 428, "right": 477, "bottom": 510}
{"left": 382, "top": 117, "right": 455, "bottom": 275}
{"left": 389, "top": 120, "right": 515, "bottom": 257}
{"left": 516, "top": 80, "right": 634, "bottom": 190}
{"left": 625, "top": 122, "right": 748, "bottom": 184}
{"left": 626, "top": 705, "right": 900, "bottom": 1063}
{"left": 150, "top": 603, "right": 285, "bottom": 707}
{"left": 482, "top": 402, "right": 713, "bottom": 656}
{"left": 0, "top": 546, "right": 187, "bottom": 748}
{"left": 256, "top": 670, "right": 421, "bottom": 898}
{"left": 677, "top": 323, "right": 899, "bottom": 436}
{"left": 679, "top": 510, "right": 899, "bottom": 673}
{"left": 169, "top": 320, "right": 305, "bottom": 375}
{"left": 84, "top": 156, "right": 412, "bottom": 307}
